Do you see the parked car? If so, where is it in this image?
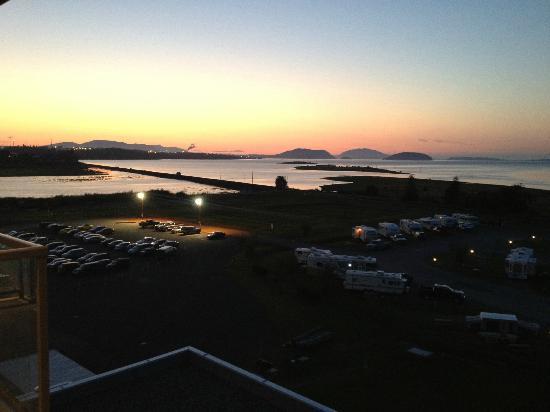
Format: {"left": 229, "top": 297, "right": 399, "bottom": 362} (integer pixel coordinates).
{"left": 157, "top": 245, "right": 177, "bottom": 255}
{"left": 46, "top": 241, "right": 65, "bottom": 251}
{"left": 83, "top": 234, "right": 106, "bottom": 244}
{"left": 419, "top": 284, "right": 465, "bottom": 303}
{"left": 29, "top": 236, "right": 49, "bottom": 245}
{"left": 390, "top": 234, "right": 408, "bottom": 243}
{"left": 8, "top": 230, "right": 18, "bottom": 237}
{"left": 106, "top": 239, "right": 123, "bottom": 248}
{"left": 47, "top": 258, "right": 71, "bottom": 270}
{"left": 17, "top": 232, "right": 36, "bottom": 240}
{"left": 101, "top": 237, "right": 114, "bottom": 245}
{"left": 73, "top": 259, "right": 111, "bottom": 276}
{"left": 207, "top": 231, "right": 226, "bottom": 240}
{"left": 89, "top": 226, "right": 106, "bottom": 233}
{"left": 139, "top": 247, "right": 156, "bottom": 256}
{"left": 58, "top": 261, "right": 80, "bottom": 275}
{"left": 180, "top": 226, "right": 201, "bottom": 235}
{"left": 85, "top": 253, "right": 110, "bottom": 263}
{"left": 97, "top": 227, "right": 114, "bottom": 235}
{"left": 53, "top": 244, "right": 80, "bottom": 255}
{"left": 128, "top": 243, "right": 152, "bottom": 255}
{"left": 78, "top": 253, "right": 98, "bottom": 263}
{"left": 114, "top": 241, "right": 131, "bottom": 251}
{"left": 106, "top": 257, "right": 130, "bottom": 271}
{"left": 39, "top": 221, "right": 54, "bottom": 230}
{"left": 139, "top": 219, "right": 160, "bottom": 228}
{"left": 62, "top": 248, "right": 88, "bottom": 259}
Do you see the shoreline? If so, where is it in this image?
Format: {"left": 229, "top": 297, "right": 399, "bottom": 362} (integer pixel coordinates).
{"left": 295, "top": 164, "right": 404, "bottom": 174}
{"left": 85, "top": 163, "right": 277, "bottom": 193}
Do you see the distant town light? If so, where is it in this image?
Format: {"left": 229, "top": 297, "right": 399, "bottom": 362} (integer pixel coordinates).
{"left": 469, "top": 249, "right": 475, "bottom": 254}
{"left": 532, "top": 235, "right": 536, "bottom": 240}
{"left": 508, "top": 240, "right": 513, "bottom": 245}
{"left": 432, "top": 257, "right": 438, "bottom": 262}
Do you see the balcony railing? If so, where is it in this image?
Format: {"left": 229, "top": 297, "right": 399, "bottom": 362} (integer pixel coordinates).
{"left": 0, "top": 234, "right": 49, "bottom": 412}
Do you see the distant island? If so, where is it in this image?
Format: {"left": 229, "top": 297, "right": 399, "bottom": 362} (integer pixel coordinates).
{"left": 280, "top": 161, "right": 317, "bottom": 165}
{"left": 384, "top": 152, "right": 432, "bottom": 161}
{"left": 54, "top": 139, "right": 186, "bottom": 153}
{"left": 0, "top": 147, "right": 102, "bottom": 177}
{"left": 448, "top": 156, "right": 502, "bottom": 161}
{"left": 274, "top": 148, "right": 334, "bottom": 159}
{"left": 295, "top": 164, "right": 404, "bottom": 174}
{"left": 338, "top": 148, "right": 387, "bottom": 159}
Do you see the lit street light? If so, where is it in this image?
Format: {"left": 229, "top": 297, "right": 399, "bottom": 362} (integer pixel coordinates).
{"left": 194, "top": 197, "right": 203, "bottom": 226}
{"left": 432, "top": 257, "right": 438, "bottom": 262}
{"left": 469, "top": 249, "right": 475, "bottom": 254}
{"left": 508, "top": 240, "right": 513, "bottom": 245}
{"left": 137, "top": 192, "right": 145, "bottom": 218}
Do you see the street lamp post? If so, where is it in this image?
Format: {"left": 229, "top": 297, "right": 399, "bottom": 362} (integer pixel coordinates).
{"left": 137, "top": 192, "right": 145, "bottom": 218}
{"left": 194, "top": 197, "right": 203, "bottom": 227}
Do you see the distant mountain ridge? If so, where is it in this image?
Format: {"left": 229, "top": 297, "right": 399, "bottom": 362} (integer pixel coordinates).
{"left": 338, "top": 148, "right": 387, "bottom": 159}
{"left": 54, "top": 140, "right": 185, "bottom": 153}
{"left": 384, "top": 152, "right": 432, "bottom": 160}
{"left": 274, "top": 148, "right": 334, "bottom": 159}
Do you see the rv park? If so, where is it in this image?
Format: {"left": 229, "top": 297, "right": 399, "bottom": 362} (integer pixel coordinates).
{"left": 2, "top": 185, "right": 550, "bottom": 411}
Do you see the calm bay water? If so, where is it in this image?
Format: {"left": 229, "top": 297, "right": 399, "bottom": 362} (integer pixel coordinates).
{"left": 88, "top": 158, "right": 550, "bottom": 190}
{"left": 1, "top": 158, "right": 549, "bottom": 198}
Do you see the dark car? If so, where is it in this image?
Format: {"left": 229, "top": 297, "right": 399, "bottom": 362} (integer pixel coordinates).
{"left": 98, "top": 227, "right": 114, "bottom": 235}
{"left": 29, "top": 236, "right": 49, "bottom": 245}
{"left": 139, "top": 219, "right": 160, "bottom": 228}
{"left": 180, "top": 226, "right": 201, "bottom": 235}
{"left": 419, "top": 284, "right": 465, "bottom": 303}
{"left": 78, "top": 253, "right": 98, "bottom": 263}
{"left": 58, "top": 261, "right": 80, "bottom": 275}
{"left": 207, "top": 231, "right": 226, "bottom": 240}
{"left": 17, "top": 232, "right": 36, "bottom": 240}
{"left": 46, "top": 241, "right": 65, "bottom": 251}
{"left": 106, "top": 257, "right": 130, "bottom": 271}
{"left": 73, "top": 259, "right": 111, "bottom": 276}
{"left": 61, "top": 248, "right": 88, "bottom": 259}
{"left": 85, "top": 253, "right": 109, "bottom": 263}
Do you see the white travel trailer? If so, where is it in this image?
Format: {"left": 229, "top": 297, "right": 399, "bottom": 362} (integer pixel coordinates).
{"left": 452, "top": 213, "right": 479, "bottom": 229}
{"left": 343, "top": 270, "right": 409, "bottom": 294}
{"left": 352, "top": 226, "right": 379, "bottom": 242}
{"left": 294, "top": 247, "right": 332, "bottom": 265}
{"left": 417, "top": 217, "right": 441, "bottom": 231}
{"left": 434, "top": 214, "right": 458, "bottom": 228}
{"left": 399, "top": 219, "right": 424, "bottom": 237}
{"left": 305, "top": 253, "right": 376, "bottom": 277}
{"left": 329, "top": 255, "right": 377, "bottom": 277}
{"left": 505, "top": 247, "right": 537, "bottom": 280}
{"left": 377, "top": 222, "right": 400, "bottom": 238}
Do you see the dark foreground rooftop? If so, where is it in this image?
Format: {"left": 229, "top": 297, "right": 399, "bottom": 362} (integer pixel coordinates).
{"left": 48, "top": 346, "right": 333, "bottom": 412}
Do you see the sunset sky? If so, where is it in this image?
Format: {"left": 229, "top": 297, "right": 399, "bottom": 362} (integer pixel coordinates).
{"left": 1, "top": 1, "right": 549, "bottom": 157}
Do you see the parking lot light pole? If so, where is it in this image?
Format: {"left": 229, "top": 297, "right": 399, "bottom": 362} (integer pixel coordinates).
{"left": 137, "top": 192, "right": 145, "bottom": 218}
{"left": 194, "top": 197, "right": 203, "bottom": 227}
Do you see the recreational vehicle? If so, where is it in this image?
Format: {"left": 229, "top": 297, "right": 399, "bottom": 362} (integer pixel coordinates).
{"left": 505, "top": 247, "right": 537, "bottom": 279}
{"left": 399, "top": 219, "right": 424, "bottom": 237}
{"left": 377, "top": 222, "right": 400, "bottom": 238}
{"left": 352, "top": 226, "right": 379, "bottom": 242}
{"left": 452, "top": 213, "right": 479, "bottom": 229}
{"left": 417, "top": 217, "right": 441, "bottom": 231}
{"left": 434, "top": 214, "right": 458, "bottom": 228}
{"left": 294, "top": 247, "right": 332, "bottom": 265}
{"left": 343, "top": 270, "right": 409, "bottom": 294}
{"left": 305, "top": 253, "right": 376, "bottom": 276}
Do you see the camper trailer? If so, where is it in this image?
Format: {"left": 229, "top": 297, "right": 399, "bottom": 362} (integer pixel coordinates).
{"left": 417, "top": 217, "right": 441, "bottom": 231}
{"left": 434, "top": 214, "right": 458, "bottom": 228}
{"left": 352, "top": 226, "right": 379, "bottom": 242}
{"left": 329, "top": 255, "right": 377, "bottom": 277}
{"left": 343, "top": 270, "right": 409, "bottom": 294}
{"left": 377, "top": 222, "right": 400, "bottom": 238}
{"left": 466, "top": 312, "right": 540, "bottom": 342}
{"left": 505, "top": 248, "right": 537, "bottom": 279}
{"left": 452, "top": 213, "right": 479, "bottom": 230}
{"left": 305, "top": 253, "right": 376, "bottom": 277}
{"left": 399, "top": 219, "right": 424, "bottom": 237}
{"left": 294, "top": 247, "right": 332, "bottom": 265}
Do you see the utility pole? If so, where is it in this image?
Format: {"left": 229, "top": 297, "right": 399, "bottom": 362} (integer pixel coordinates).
{"left": 252, "top": 171, "right": 254, "bottom": 185}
